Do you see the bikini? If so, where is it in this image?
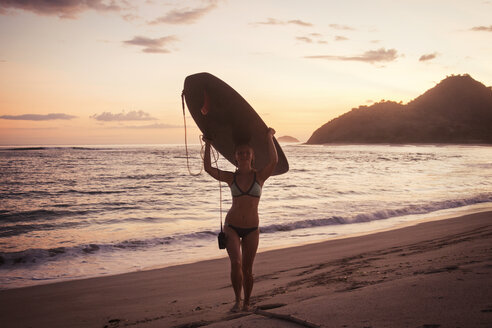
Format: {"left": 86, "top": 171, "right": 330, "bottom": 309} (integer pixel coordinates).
{"left": 225, "top": 223, "right": 258, "bottom": 238}
{"left": 226, "top": 172, "right": 262, "bottom": 238}
{"left": 230, "top": 172, "right": 262, "bottom": 198}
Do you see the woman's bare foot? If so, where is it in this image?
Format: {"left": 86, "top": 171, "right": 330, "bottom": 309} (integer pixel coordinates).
{"left": 230, "top": 300, "right": 241, "bottom": 313}
{"left": 242, "top": 300, "right": 251, "bottom": 312}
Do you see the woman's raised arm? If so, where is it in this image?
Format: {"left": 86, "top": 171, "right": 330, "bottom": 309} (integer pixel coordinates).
{"left": 203, "top": 138, "right": 233, "bottom": 184}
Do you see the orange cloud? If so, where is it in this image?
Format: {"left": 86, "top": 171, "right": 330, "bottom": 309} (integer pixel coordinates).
{"left": 305, "top": 48, "right": 399, "bottom": 64}
{"left": 329, "top": 24, "right": 355, "bottom": 31}
{"left": 123, "top": 36, "right": 178, "bottom": 54}
{"left": 253, "top": 18, "right": 313, "bottom": 27}
{"left": 287, "top": 19, "right": 312, "bottom": 27}
{"left": 0, "top": 0, "right": 127, "bottom": 19}
{"left": 419, "top": 52, "right": 438, "bottom": 62}
{"left": 90, "top": 110, "right": 157, "bottom": 122}
{"left": 335, "top": 35, "right": 349, "bottom": 41}
{"left": 296, "top": 36, "right": 313, "bottom": 43}
{"left": 148, "top": 0, "right": 218, "bottom": 25}
{"left": 471, "top": 25, "right": 492, "bottom": 32}
{"left": 0, "top": 113, "right": 76, "bottom": 120}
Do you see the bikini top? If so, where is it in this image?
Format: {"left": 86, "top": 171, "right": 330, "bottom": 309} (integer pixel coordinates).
{"left": 230, "top": 172, "right": 262, "bottom": 198}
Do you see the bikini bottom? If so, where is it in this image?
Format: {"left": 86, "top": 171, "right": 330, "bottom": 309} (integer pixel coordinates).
{"left": 225, "top": 223, "right": 258, "bottom": 238}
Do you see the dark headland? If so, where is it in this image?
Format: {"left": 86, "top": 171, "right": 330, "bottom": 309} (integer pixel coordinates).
{"left": 278, "top": 135, "right": 300, "bottom": 143}
{"left": 307, "top": 74, "right": 492, "bottom": 144}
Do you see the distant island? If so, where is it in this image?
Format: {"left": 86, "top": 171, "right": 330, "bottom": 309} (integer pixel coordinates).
{"left": 307, "top": 74, "right": 492, "bottom": 144}
{"left": 278, "top": 136, "right": 300, "bottom": 143}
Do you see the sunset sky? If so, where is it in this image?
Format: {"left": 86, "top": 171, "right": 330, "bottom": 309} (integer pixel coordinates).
{"left": 1, "top": 0, "right": 491, "bottom": 145}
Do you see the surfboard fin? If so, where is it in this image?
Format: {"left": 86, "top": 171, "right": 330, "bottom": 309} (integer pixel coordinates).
{"left": 200, "top": 90, "right": 210, "bottom": 115}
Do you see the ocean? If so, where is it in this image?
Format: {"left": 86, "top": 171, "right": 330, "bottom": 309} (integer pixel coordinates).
{"left": 1, "top": 143, "right": 491, "bottom": 289}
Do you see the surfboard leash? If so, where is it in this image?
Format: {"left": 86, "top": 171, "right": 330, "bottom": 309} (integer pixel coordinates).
{"left": 181, "top": 92, "right": 203, "bottom": 176}
{"left": 181, "top": 91, "right": 223, "bottom": 231}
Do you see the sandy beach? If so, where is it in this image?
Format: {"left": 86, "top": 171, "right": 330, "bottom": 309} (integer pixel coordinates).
{"left": 1, "top": 211, "right": 491, "bottom": 328}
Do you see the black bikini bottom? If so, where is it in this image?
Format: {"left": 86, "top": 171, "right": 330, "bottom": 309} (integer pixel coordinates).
{"left": 226, "top": 223, "right": 258, "bottom": 238}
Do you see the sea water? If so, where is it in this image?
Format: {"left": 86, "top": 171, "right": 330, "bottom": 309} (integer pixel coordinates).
{"left": 1, "top": 144, "right": 491, "bottom": 289}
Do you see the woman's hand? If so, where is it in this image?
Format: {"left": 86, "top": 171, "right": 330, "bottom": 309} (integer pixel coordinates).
{"left": 267, "top": 127, "right": 276, "bottom": 138}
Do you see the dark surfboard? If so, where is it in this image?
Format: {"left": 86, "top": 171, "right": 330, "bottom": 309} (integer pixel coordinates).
{"left": 182, "top": 72, "right": 289, "bottom": 176}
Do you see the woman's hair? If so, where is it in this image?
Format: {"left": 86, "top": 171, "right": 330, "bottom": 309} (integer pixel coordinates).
{"left": 234, "top": 142, "right": 252, "bottom": 152}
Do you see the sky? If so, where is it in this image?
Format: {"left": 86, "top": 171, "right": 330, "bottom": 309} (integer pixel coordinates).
{"left": 0, "top": 0, "right": 491, "bottom": 145}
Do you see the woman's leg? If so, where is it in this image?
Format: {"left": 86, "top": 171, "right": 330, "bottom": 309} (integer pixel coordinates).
{"left": 225, "top": 225, "right": 242, "bottom": 312}
{"left": 241, "top": 229, "right": 259, "bottom": 311}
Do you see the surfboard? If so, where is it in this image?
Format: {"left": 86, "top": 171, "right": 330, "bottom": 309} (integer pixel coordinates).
{"left": 182, "top": 72, "right": 289, "bottom": 176}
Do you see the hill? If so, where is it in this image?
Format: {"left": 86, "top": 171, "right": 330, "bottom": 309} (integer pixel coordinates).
{"left": 278, "top": 135, "right": 300, "bottom": 143}
{"left": 307, "top": 74, "right": 492, "bottom": 144}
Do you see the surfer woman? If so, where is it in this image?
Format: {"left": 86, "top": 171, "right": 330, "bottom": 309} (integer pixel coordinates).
{"left": 203, "top": 128, "right": 278, "bottom": 312}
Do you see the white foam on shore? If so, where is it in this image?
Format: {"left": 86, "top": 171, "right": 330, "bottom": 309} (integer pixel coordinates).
{"left": 257, "top": 202, "right": 492, "bottom": 252}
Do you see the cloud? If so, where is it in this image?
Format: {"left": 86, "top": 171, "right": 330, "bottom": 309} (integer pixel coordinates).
{"left": 287, "top": 19, "right": 312, "bottom": 27}
{"left": 148, "top": 0, "right": 218, "bottom": 25}
{"left": 329, "top": 24, "right": 355, "bottom": 31}
{"left": 0, "top": 113, "right": 77, "bottom": 120}
{"left": 123, "top": 35, "right": 178, "bottom": 53}
{"left": 254, "top": 17, "right": 283, "bottom": 25}
{"left": 91, "top": 110, "right": 156, "bottom": 122}
{"left": 296, "top": 36, "right": 313, "bottom": 43}
{"left": 305, "top": 48, "right": 399, "bottom": 64}
{"left": 335, "top": 35, "right": 348, "bottom": 41}
{"left": 253, "top": 18, "right": 313, "bottom": 27}
{"left": 419, "top": 52, "right": 438, "bottom": 62}
{"left": 471, "top": 25, "right": 492, "bottom": 32}
{"left": 91, "top": 110, "right": 157, "bottom": 122}
{"left": 0, "top": 0, "right": 128, "bottom": 19}
{"left": 296, "top": 33, "right": 326, "bottom": 44}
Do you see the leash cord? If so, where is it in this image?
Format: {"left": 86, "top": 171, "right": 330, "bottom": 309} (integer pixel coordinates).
{"left": 181, "top": 91, "right": 223, "bottom": 231}
{"left": 181, "top": 92, "right": 203, "bottom": 176}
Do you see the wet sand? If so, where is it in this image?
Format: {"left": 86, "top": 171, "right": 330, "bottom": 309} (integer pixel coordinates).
{"left": 1, "top": 211, "right": 491, "bottom": 328}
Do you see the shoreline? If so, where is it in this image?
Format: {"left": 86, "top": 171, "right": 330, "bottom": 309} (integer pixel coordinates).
{"left": 259, "top": 202, "right": 492, "bottom": 251}
{"left": 1, "top": 210, "right": 491, "bottom": 327}
{"left": 2, "top": 203, "right": 490, "bottom": 291}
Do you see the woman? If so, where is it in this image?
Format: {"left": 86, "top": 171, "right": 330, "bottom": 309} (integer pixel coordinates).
{"left": 203, "top": 128, "right": 278, "bottom": 312}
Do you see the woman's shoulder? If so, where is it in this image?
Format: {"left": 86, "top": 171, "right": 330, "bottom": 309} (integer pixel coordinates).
{"left": 219, "top": 170, "right": 235, "bottom": 183}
